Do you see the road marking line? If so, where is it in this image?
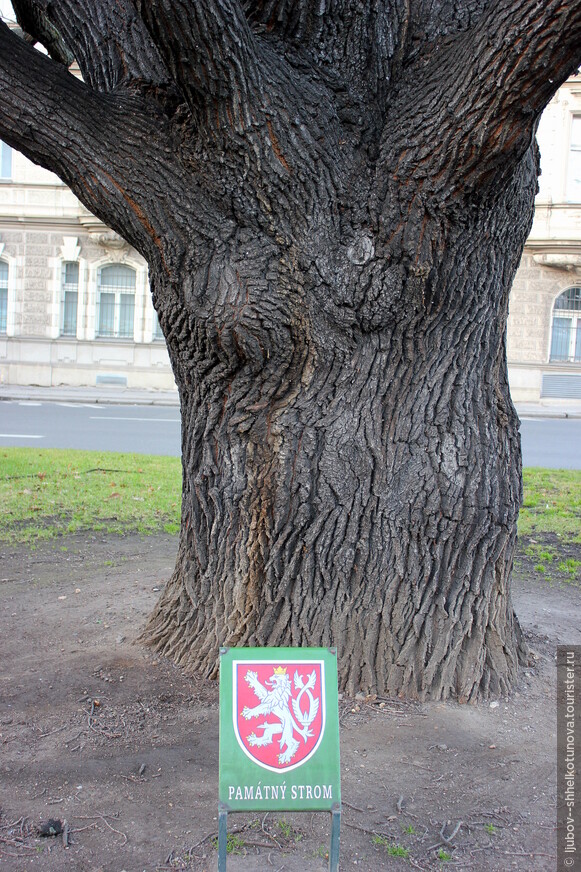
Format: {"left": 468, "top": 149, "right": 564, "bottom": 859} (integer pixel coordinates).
{"left": 0, "top": 434, "right": 44, "bottom": 439}
{"left": 89, "top": 416, "right": 179, "bottom": 422}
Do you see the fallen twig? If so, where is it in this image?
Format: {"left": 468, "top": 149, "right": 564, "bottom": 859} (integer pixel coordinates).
{"left": 0, "top": 837, "right": 35, "bottom": 850}
{"left": 70, "top": 823, "right": 98, "bottom": 834}
{"left": 72, "top": 812, "right": 127, "bottom": 845}
{"left": 342, "top": 800, "right": 367, "bottom": 813}
{"left": 243, "top": 839, "right": 279, "bottom": 849}
{"left": 186, "top": 831, "right": 217, "bottom": 855}
{"left": 343, "top": 821, "right": 395, "bottom": 840}
{"left": 440, "top": 820, "right": 463, "bottom": 845}
{"left": 260, "top": 813, "right": 282, "bottom": 848}
{"left": 0, "top": 817, "right": 25, "bottom": 832}
{"left": 36, "top": 723, "right": 68, "bottom": 739}
{"left": 401, "top": 760, "right": 434, "bottom": 773}
{"left": 502, "top": 851, "right": 556, "bottom": 859}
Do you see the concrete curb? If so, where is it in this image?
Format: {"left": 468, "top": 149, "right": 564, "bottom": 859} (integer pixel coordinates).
{"left": 0, "top": 386, "right": 179, "bottom": 407}
{"left": 515, "top": 403, "right": 581, "bottom": 419}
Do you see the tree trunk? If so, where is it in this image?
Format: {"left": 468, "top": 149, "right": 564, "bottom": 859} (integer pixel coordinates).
{"left": 141, "top": 146, "right": 535, "bottom": 701}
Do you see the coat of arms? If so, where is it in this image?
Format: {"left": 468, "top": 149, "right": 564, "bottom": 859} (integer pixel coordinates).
{"left": 233, "top": 659, "right": 325, "bottom": 772}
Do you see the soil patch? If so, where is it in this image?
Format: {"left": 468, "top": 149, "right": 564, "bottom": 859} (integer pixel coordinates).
{"left": 1, "top": 532, "right": 579, "bottom": 871}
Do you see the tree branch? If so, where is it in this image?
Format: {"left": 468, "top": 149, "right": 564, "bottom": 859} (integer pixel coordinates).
{"left": 243, "top": 0, "right": 331, "bottom": 44}
{"left": 243, "top": 0, "right": 409, "bottom": 110}
{"left": 135, "top": 0, "right": 263, "bottom": 129}
{"left": 11, "top": 0, "right": 74, "bottom": 65}
{"left": 0, "top": 21, "right": 176, "bottom": 263}
{"left": 0, "top": 22, "right": 106, "bottom": 178}
{"left": 380, "top": 0, "right": 581, "bottom": 198}
{"left": 12, "top": 0, "right": 172, "bottom": 94}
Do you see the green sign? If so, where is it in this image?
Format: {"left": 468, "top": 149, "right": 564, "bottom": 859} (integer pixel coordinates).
{"left": 219, "top": 647, "right": 341, "bottom": 813}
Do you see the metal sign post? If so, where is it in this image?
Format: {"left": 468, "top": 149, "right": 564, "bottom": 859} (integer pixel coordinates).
{"left": 218, "top": 646, "right": 341, "bottom": 871}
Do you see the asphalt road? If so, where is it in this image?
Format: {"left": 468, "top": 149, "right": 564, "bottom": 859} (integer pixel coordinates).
{"left": 0, "top": 400, "right": 181, "bottom": 456}
{"left": 517, "top": 415, "right": 581, "bottom": 469}
{"left": 0, "top": 400, "right": 579, "bottom": 468}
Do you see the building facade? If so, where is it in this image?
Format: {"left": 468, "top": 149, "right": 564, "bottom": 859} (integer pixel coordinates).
{"left": 507, "top": 75, "right": 581, "bottom": 400}
{"left": 1, "top": 77, "right": 581, "bottom": 400}
{"left": 0, "top": 144, "right": 175, "bottom": 391}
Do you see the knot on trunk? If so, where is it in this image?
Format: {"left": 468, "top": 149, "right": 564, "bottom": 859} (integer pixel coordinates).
{"left": 347, "top": 234, "right": 375, "bottom": 265}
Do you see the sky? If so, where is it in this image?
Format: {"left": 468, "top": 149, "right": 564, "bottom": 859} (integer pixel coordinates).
{"left": 0, "top": 1, "right": 13, "bottom": 22}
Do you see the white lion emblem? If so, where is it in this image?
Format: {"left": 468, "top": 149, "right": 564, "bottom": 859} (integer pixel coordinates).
{"left": 242, "top": 667, "right": 320, "bottom": 765}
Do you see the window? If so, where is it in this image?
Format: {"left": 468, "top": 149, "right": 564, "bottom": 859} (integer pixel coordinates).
{"left": 567, "top": 117, "right": 581, "bottom": 202}
{"left": 550, "top": 287, "right": 581, "bottom": 363}
{"left": 96, "top": 264, "right": 136, "bottom": 338}
{"left": 0, "top": 260, "right": 7, "bottom": 333}
{"left": 152, "top": 310, "right": 164, "bottom": 340}
{"left": 61, "top": 261, "right": 79, "bottom": 336}
{"left": 0, "top": 142, "right": 11, "bottom": 179}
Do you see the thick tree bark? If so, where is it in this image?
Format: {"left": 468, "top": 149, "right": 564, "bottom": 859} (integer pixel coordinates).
{"left": 141, "top": 142, "right": 534, "bottom": 700}
{"left": 1, "top": 1, "right": 581, "bottom": 699}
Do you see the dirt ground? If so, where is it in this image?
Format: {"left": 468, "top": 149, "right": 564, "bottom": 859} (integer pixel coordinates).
{"left": 1, "top": 532, "right": 579, "bottom": 872}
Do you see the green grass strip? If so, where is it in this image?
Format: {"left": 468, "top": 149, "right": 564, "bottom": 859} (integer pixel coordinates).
{"left": 519, "top": 468, "right": 581, "bottom": 543}
{"left": 0, "top": 447, "right": 181, "bottom": 544}
{"left": 1, "top": 449, "right": 580, "bottom": 546}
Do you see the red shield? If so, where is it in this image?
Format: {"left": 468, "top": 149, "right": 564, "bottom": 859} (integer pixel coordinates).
{"left": 233, "top": 659, "right": 325, "bottom": 772}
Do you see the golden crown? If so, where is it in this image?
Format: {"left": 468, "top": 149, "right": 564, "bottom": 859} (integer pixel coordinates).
{"left": 272, "top": 666, "right": 287, "bottom": 675}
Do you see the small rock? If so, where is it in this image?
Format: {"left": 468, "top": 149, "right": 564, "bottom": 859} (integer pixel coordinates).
{"left": 490, "top": 700, "right": 500, "bottom": 709}
{"left": 36, "top": 819, "right": 63, "bottom": 837}
{"left": 116, "top": 634, "right": 126, "bottom": 644}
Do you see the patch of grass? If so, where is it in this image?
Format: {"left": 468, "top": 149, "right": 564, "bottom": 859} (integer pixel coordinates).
{"left": 437, "top": 848, "right": 452, "bottom": 861}
{"left": 372, "top": 836, "right": 410, "bottom": 858}
{"left": 276, "top": 817, "right": 303, "bottom": 842}
{"left": 278, "top": 818, "right": 292, "bottom": 839}
{"left": 519, "top": 469, "right": 581, "bottom": 542}
{"left": 0, "top": 448, "right": 181, "bottom": 544}
{"left": 226, "top": 834, "right": 245, "bottom": 854}
{"left": 387, "top": 844, "right": 410, "bottom": 858}
{"left": 211, "top": 833, "right": 245, "bottom": 855}
{"left": 558, "top": 558, "right": 581, "bottom": 577}
{"left": 525, "top": 543, "right": 556, "bottom": 564}
{"left": 519, "top": 538, "right": 581, "bottom": 585}
{"left": 484, "top": 823, "right": 497, "bottom": 835}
